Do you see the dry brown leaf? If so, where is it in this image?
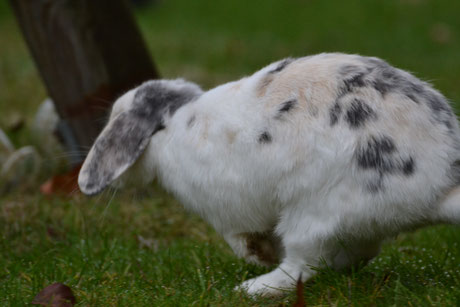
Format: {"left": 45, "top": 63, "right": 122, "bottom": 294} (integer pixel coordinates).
{"left": 292, "top": 277, "right": 306, "bottom": 307}
{"left": 32, "top": 283, "right": 76, "bottom": 307}
{"left": 40, "top": 164, "right": 82, "bottom": 196}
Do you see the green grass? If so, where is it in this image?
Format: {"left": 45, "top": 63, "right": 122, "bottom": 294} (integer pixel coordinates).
{"left": 1, "top": 192, "right": 459, "bottom": 306}
{"left": 1, "top": 0, "right": 460, "bottom": 305}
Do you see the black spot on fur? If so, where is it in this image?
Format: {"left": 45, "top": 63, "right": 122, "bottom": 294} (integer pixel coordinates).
{"left": 369, "top": 63, "right": 401, "bottom": 97}
{"left": 402, "top": 157, "right": 415, "bottom": 175}
{"left": 402, "top": 82, "right": 424, "bottom": 104}
{"left": 424, "top": 90, "right": 449, "bottom": 113}
{"left": 258, "top": 131, "right": 272, "bottom": 143}
{"left": 338, "top": 65, "right": 370, "bottom": 96}
{"left": 269, "top": 58, "right": 294, "bottom": 74}
{"left": 356, "top": 135, "right": 396, "bottom": 172}
{"left": 339, "top": 58, "right": 400, "bottom": 98}
{"left": 279, "top": 99, "right": 296, "bottom": 113}
{"left": 450, "top": 160, "right": 460, "bottom": 185}
{"left": 356, "top": 135, "right": 416, "bottom": 193}
{"left": 187, "top": 115, "right": 196, "bottom": 128}
{"left": 345, "top": 99, "right": 376, "bottom": 128}
{"left": 275, "top": 99, "right": 297, "bottom": 119}
{"left": 337, "top": 56, "right": 454, "bottom": 130}
{"left": 404, "top": 92, "right": 419, "bottom": 104}
{"left": 443, "top": 119, "right": 453, "bottom": 131}
{"left": 340, "top": 64, "right": 364, "bottom": 76}
{"left": 420, "top": 90, "right": 454, "bottom": 132}
{"left": 343, "top": 72, "right": 367, "bottom": 93}
{"left": 329, "top": 102, "right": 342, "bottom": 126}
{"left": 370, "top": 79, "right": 392, "bottom": 96}
{"left": 366, "top": 174, "right": 384, "bottom": 193}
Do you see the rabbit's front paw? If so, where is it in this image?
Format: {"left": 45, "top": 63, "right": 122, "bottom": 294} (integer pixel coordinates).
{"left": 236, "top": 267, "right": 299, "bottom": 297}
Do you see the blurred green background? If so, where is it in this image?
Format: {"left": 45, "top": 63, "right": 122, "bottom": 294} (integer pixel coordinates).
{"left": 1, "top": 0, "right": 460, "bottom": 125}
{"left": 0, "top": 0, "right": 459, "bottom": 305}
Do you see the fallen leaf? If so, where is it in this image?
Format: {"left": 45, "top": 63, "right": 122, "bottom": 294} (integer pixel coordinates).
{"left": 1, "top": 146, "right": 41, "bottom": 194}
{"left": 40, "top": 164, "right": 82, "bottom": 196}
{"left": 292, "top": 277, "right": 306, "bottom": 307}
{"left": 32, "top": 283, "right": 76, "bottom": 307}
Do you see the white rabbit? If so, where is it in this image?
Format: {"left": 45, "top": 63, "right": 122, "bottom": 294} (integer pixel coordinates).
{"left": 78, "top": 53, "right": 460, "bottom": 296}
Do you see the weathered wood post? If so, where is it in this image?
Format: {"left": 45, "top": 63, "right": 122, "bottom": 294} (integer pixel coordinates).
{"left": 10, "top": 0, "right": 159, "bottom": 163}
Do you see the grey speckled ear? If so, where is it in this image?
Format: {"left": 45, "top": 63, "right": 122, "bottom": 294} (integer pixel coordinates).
{"left": 78, "top": 80, "right": 202, "bottom": 195}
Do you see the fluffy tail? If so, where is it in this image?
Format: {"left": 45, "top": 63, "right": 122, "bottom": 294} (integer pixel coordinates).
{"left": 438, "top": 185, "right": 460, "bottom": 224}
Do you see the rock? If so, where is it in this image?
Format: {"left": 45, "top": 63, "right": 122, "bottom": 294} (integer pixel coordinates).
{"left": 0, "top": 128, "right": 14, "bottom": 164}
{"left": 32, "top": 98, "right": 60, "bottom": 137}
{"left": 31, "top": 98, "right": 70, "bottom": 174}
{"left": 31, "top": 98, "right": 63, "bottom": 156}
{"left": 0, "top": 146, "right": 41, "bottom": 193}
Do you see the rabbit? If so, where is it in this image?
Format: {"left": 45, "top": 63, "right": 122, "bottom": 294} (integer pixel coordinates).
{"left": 78, "top": 53, "right": 460, "bottom": 296}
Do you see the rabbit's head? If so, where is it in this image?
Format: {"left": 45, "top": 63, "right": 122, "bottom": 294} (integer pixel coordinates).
{"left": 78, "top": 79, "right": 203, "bottom": 195}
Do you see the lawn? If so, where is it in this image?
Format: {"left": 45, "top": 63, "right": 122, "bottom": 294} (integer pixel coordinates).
{"left": 1, "top": 0, "right": 460, "bottom": 305}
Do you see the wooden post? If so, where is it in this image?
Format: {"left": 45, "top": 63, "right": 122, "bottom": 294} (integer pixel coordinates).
{"left": 10, "top": 0, "right": 159, "bottom": 163}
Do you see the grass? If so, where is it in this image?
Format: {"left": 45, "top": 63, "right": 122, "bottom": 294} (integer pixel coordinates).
{"left": 1, "top": 192, "right": 459, "bottom": 306}
{"left": 1, "top": 0, "right": 460, "bottom": 305}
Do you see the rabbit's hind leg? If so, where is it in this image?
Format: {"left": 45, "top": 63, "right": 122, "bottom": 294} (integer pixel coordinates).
{"left": 237, "top": 217, "right": 339, "bottom": 296}
{"left": 330, "top": 239, "right": 382, "bottom": 272}
{"left": 225, "top": 231, "right": 282, "bottom": 266}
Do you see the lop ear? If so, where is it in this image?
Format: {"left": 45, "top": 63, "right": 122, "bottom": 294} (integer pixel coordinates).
{"left": 78, "top": 110, "right": 161, "bottom": 195}
{"left": 78, "top": 79, "right": 202, "bottom": 195}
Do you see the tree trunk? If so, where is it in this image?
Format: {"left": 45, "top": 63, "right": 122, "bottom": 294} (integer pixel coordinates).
{"left": 10, "top": 0, "right": 159, "bottom": 163}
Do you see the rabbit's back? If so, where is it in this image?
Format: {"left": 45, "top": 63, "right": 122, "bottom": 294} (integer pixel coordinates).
{"left": 153, "top": 53, "right": 460, "bottom": 236}
{"left": 257, "top": 53, "right": 460, "bottom": 235}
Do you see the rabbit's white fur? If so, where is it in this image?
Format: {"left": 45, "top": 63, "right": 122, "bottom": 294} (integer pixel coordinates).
{"left": 79, "top": 53, "right": 460, "bottom": 296}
